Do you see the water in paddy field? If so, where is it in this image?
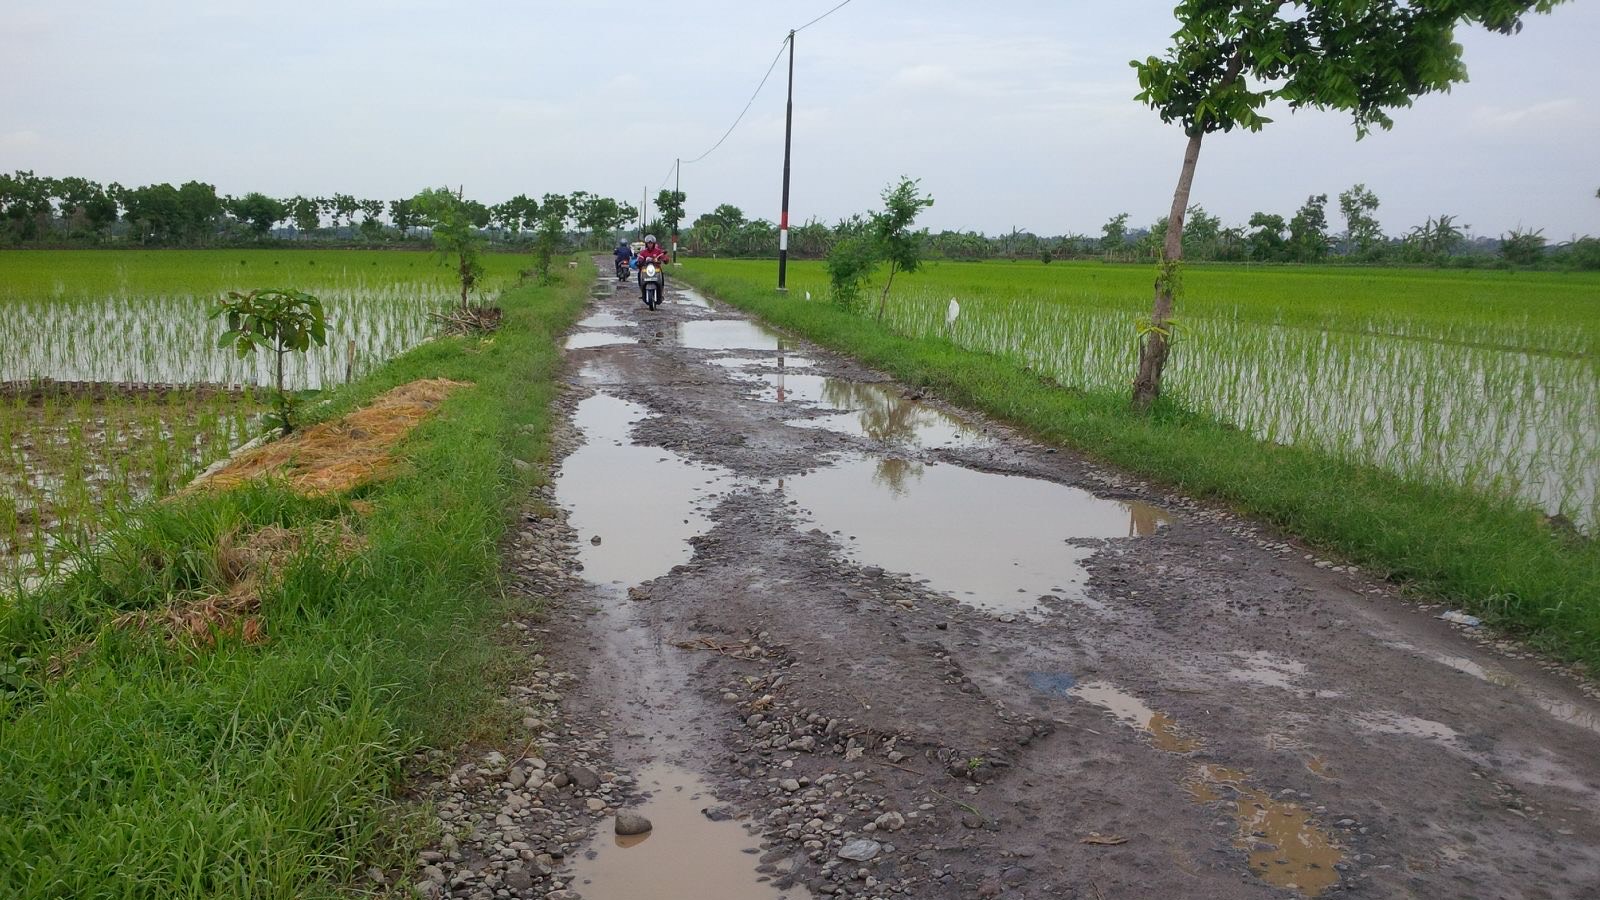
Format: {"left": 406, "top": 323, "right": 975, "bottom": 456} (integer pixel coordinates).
{"left": 566, "top": 764, "right": 810, "bottom": 900}
{"left": 784, "top": 454, "right": 1169, "bottom": 616}
{"left": 887, "top": 288, "right": 1600, "bottom": 528}
{"left": 1, "top": 282, "right": 458, "bottom": 389}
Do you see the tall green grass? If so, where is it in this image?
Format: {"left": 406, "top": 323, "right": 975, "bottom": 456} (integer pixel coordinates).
{"left": 678, "top": 260, "right": 1600, "bottom": 670}
{"left": 0, "top": 264, "right": 586, "bottom": 898}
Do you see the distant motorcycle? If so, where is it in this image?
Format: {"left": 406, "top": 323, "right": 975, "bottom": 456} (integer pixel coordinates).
{"left": 639, "top": 259, "right": 665, "bottom": 309}
{"left": 614, "top": 256, "right": 630, "bottom": 281}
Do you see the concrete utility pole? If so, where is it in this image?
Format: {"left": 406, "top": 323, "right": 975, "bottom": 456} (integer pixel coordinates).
{"left": 777, "top": 29, "right": 795, "bottom": 292}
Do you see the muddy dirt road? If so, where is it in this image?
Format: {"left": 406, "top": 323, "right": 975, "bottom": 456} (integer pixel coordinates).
{"left": 417, "top": 261, "right": 1600, "bottom": 900}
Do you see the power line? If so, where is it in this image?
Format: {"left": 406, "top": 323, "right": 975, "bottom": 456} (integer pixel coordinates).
{"left": 795, "top": 0, "right": 854, "bottom": 33}
{"left": 656, "top": 161, "right": 677, "bottom": 193}
{"left": 682, "top": 37, "right": 790, "bottom": 165}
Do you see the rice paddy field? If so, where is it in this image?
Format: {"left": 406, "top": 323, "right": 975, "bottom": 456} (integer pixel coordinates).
{"left": 686, "top": 259, "right": 1600, "bottom": 530}
{"left": 0, "top": 249, "right": 526, "bottom": 585}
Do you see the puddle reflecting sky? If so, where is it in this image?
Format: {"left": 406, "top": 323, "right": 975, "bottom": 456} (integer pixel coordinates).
{"left": 710, "top": 355, "right": 815, "bottom": 369}
{"left": 785, "top": 455, "right": 1168, "bottom": 614}
{"left": 558, "top": 394, "right": 735, "bottom": 588}
{"left": 568, "top": 763, "right": 810, "bottom": 900}
{"left": 677, "top": 320, "right": 781, "bottom": 350}
{"left": 578, "top": 311, "right": 632, "bottom": 329}
{"left": 566, "top": 331, "right": 640, "bottom": 350}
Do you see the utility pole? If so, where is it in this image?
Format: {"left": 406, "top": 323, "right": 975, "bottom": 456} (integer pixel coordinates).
{"left": 641, "top": 187, "right": 646, "bottom": 240}
{"left": 776, "top": 29, "right": 795, "bottom": 292}
{"left": 672, "top": 158, "right": 681, "bottom": 264}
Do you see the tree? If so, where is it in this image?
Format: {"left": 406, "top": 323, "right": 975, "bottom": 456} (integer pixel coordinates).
{"left": 53, "top": 177, "right": 117, "bottom": 236}
{"left": 289, "top": 196, "right": 321, "bottom": 236}
{"left": 232, "top": 192, "right": 288, "bottom": 238}
{"left": 174, "top": 181, "right": 222, "bottom": 244}
{"left": 1288, "top": 193, "right": 1331, "bottom": 262}
{"left": 1129, "top": 0, "right": 1566, "bottom": 410}
{"left": 388, "top": 197, "right": 417, "bottom": 238}
{"left": 0, "top": 171, "right": 55, "bottom": 242}
{"left": 1338, "top": 183, "right": 1383, "bottom": 256}
{"left": 413, "top": 187, "right": 485, "bottom": 310}
{"left": 358, "top": 198, "right": 385, "bottom": 239}
{"left": 1404, "top": 214, "right": 1466, "bottom": 261}
{"left": 212, "top": 289, "right": 328, "bottom": 436}
{"left": 1101, "top": 213, "right": 1131, "bottom": 254}
{"left": 869, "top": 177, "right": 935, "bottom": 320}
{"left": 1182, "top": 205, "right": 1222, "bottom": 260}
{"left": 1500, "top": 227, "right": 1546, "bottom": 265}
{"left": 533, "top": 193, "right": 571, "bottom": 281}
{"left": 121, "top": 183, "right": 184, "bottom": 244}
{"left": 655, "top": 189, "right": 687, "bottom": 247}
{"left": 328, "top": 193, "right": 361, "bottom": 232}
{"left": 1246, "top": 212, "right": 1287, "bottom": 261}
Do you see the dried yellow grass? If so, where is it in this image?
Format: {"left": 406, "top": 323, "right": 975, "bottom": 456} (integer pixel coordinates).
{"left": 194, "top": 378, "right": 470, "bottom": 496}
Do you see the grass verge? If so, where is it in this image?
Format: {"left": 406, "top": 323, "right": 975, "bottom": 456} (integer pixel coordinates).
{"left": 0, "top": 264, "right": 587, "bottom": 898}
{"left": 677, "top": 263, "right": 1600, "bottom": 671}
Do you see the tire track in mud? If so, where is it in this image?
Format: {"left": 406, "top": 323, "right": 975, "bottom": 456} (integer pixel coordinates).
{"left": 412, "top": 259, "right": 1600, "bottom": 900}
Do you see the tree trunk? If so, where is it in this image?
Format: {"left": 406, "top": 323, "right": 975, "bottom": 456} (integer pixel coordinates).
{"left": 1131, "top": 128, "right": 1205, "bottom": 411}
{"left": 875, "top": 263, "right": 900, "bottom": 322}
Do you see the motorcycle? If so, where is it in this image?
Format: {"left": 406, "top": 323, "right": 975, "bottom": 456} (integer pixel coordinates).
{"left": 638, "top": 258, "right": 666, "bottom": 309}
{"left": 614, "top": 255, "right": 630, "bottom": 281}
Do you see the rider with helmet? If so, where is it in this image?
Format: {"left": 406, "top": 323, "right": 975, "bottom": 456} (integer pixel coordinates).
{"left": 633, "top": 234, "right": 669, "bottom": 301}
{"left": 613, "top": 239, "right": 633, "bottom": 280}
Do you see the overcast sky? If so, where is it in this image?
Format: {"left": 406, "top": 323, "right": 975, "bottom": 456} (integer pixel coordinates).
{"left": 4, "top": 1, "right": 1596, "bottom": 240}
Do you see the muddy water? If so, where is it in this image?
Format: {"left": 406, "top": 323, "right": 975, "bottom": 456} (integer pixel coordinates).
{"left": 578, "top": 311, "right": 632, "bottom": 330}
{"left": 710, "top": 355, "right": 816, "bottom": 369}
{"left": 678, "top": 319, "right": 781, "bottom": 350}
{"left": 558, "top": 394, "right": 735, "bottom": 587}
{"left": 744, "top": 372, "right": 988, "bottom": 448}
{"left": 784, "top": 455, "right": 1168, "bottom": 614}
{"left": 1070, "top": 681, "right": 1200, "bottom": 753}
{"left": 567, "top": 763, "right": 809, "bottom": 900}
{"left": 1188, "top": 765, "right": 1344, "bottom": 897}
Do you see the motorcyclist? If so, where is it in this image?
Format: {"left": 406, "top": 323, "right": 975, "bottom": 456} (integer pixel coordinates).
{"left": 633, "top": 234, "right": 669, "bottom": 301}
{"left": 613, "top": 239, "right": 632, "bottom": 279}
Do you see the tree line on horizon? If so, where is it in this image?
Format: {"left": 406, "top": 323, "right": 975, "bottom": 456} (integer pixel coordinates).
{"left": 3, "top": 169, "right": 1596, "bottom": 271}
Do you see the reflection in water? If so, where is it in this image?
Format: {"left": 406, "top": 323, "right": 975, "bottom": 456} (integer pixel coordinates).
{"left": 786, "top": 456, "right": 1169, "bottom": 614}
{"left": 1070, "top": 681, "right": 1199, "bottom": 753}
{"left": 677, "top": 319, "right": 781, "bottom": 350}
{"left": 771, "top": 376, "right": 989, "bottom": 451}
{"left": 568, "top": 763, "right": 810, "bottom": 900}
{"left": 556, "top": 394, "right": 734, "bottom": 588}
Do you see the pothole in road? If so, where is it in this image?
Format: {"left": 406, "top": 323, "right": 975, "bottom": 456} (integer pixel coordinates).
{"left": 1069, "top": 680, "right": 1200, "bottom": 753}
{"left": 678, "top": 287, "right": 715, "bottom": 309}
{"left": 566, "top": 332, "right": 640, "bottom": 350}
{"left": 678, "top": 319, "right": 782, "bottom": 350}
{"left": 765, "top": 377, "right": 990, "bottom": 450}
{"left": 557, "top": 393, "right": 736, "bottom": 589}
{"left": 1188, "top": 764, "right": 1345, "bottom": 897}
{"left": 567, "top": 763, "right": 811, "bottom": 900}
{"left": 784, "top": 455, "right": 1168, "bottom": 615}
{"left": 1033, "top": 675, "right": 1344, "bottom": 895}
{"left": 578, "top": 311, "right": 632, "bottom": 329}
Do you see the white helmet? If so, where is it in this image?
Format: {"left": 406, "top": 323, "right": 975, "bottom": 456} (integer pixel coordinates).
{"left": 644, "top": 234, "right": 658, "bottom": 244}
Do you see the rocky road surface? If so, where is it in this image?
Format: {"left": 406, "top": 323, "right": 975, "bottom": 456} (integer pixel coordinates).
{"left": 408, "top": 260, "right": 1600, "bottom": 900}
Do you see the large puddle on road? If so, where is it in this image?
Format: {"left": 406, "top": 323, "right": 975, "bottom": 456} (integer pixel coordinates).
{"left": 784, "top": 455, "right": 1168, "bottom": 614}
{"left": 567, "top": 332, "right": 640, "bottom": 350}
{"left": 710, "top": 355, "right": 815, "bottom": 370}
{"left": 557, "top": 393, "right": 735, "bottom": 588}
{"left": 677, "top": 287, "right": 715, "bottom": 309}
{"left": 771, "top": 378, "right": 989, "bottom": 450}
{"left": 678, "top": 319, "right": 782, "bottom": 350}
{"left": 578, "top": 311, "right": 632, "bottom": 329}
{"left": 568, "top": 763, "right": 810, "bottom": 900}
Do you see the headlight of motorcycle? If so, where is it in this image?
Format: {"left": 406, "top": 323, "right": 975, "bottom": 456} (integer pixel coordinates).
{"left": 645, "top": 265, "right": 658, "bottom": 276}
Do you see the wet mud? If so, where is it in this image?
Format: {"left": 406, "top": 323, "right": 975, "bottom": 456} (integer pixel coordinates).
{"left": 480, "top": 259, "right": 1600, "bottom": 900}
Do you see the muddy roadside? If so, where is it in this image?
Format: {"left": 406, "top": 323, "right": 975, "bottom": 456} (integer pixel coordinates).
{"left": 405, "top": 259, "right": 1600, "bottom": 900}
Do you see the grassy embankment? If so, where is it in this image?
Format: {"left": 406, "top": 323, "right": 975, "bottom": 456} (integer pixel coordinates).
{"left": 0, "top": 264, "right": 586, "bottom": 897}
{"left": 677, "top": 259, "right": 1600, "bottom": 670}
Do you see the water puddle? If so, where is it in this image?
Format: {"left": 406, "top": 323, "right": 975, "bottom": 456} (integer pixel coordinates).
{"left": 578, "top": 360, "right": 629, "bottom": 384}
{"left": 567, "top": 332, "right": 640, "bottom": 350}
{"left": 1355, "top": 710, "right": 1461, "bottom": 744}
{"left": 557, "top": 394, "right": 735, "bottom": 588}
{"left": 1070, "top": 681, "right": 1199, "bottom": 752}
{"left": 678, "top": 320, "right": 781, "bottom": 350}
{"left": 1225, "top": 651, "right": 1310, "bottom": 691}
{"left": 567, "top": 763, "right": 810, "bottom": 900}
{"left": 1187, "top": 764, "right": 1344, "bottom": 897}
{"left": 579, "top": 311, "right": 632, "bottom": 329}
{"left": 1384, "top": 641, "right": 1600, "bottom": 735}
{"left": 784, "top": 455, "right": 1169, "bottom": 614}
{"left": 678, "top": 287, "right": 715, "bottom": 309}
{"left": 763, "top": 377, "right": 990, "bottom": 448}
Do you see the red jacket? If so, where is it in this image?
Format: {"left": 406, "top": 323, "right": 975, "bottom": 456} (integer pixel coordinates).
{"left": 637, "top": 244, "right": 669, "bottom": 265}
